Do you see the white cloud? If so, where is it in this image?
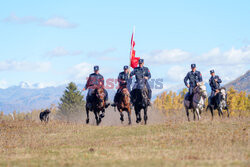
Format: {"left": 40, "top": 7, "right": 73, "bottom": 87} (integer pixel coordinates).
{"left": 86, "top": 48, "right": 116, "bottom": 57}
{"left": 142, "top": 49, "right": 190, "bottom": 64}
{"left": 0, "top": 61, "right": 51, "bottom": 72}
{"left": 70, "top": 62, "right": 93, "bottom": 81}
{"left": 47, "top": 47, "right": 82, "bottom": 57}
{"left": 198, "top": 45, "right": 250, "bottom": 65}
{"left": 3, "top": 13, "right": 40, "bottom": 24}
{"left": 42, "top": 17, "right": 77, "bottom": 28}
{"left": 3, "top": 14, "right": 77, "bottom": 29}
{"left": 167, "top": 65, "right": 186, "bottom": 82}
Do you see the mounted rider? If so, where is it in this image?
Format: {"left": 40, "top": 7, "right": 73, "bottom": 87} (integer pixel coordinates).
{"left": 208, "top": 69, "right": 227, "bottom": 108}
{"left": 209, "top": 70, "right": 222, "bottom": 97}
{"left": 82, "top": 66, "right": 110, "bottom": 109}
{"left": 130, "top": 59, "right": 152, "bottom": 106}
{"left": 111, "top": 65, "right": 131, "bottom": 107}
{"left": 184, "top": 64, "right": 203, "bottom": 106}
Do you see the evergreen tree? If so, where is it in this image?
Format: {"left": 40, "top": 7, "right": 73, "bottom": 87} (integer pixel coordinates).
{"left": 58, "top": 82, "right": 85, "bottom": 119}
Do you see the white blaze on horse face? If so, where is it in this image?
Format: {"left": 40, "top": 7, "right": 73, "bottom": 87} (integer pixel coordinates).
{"left": 221, "top": 89, "right": 226, "bottom": 99}
{"left": 199, "top": 85, "right": 207, "bottom": 97}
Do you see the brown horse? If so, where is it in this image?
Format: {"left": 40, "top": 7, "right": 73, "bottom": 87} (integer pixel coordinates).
{"left": 86, "top": 87, "right": 106, "bottom": 125}
{"left": 116, "top": 88, "right": 131, "bottom": 125}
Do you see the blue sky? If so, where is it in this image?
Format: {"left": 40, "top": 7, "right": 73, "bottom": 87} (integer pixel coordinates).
{"left": 0, "top": 0, "right": 249, "bottom": 90}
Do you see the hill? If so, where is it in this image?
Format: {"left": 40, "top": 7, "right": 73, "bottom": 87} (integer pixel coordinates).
{"left": 225, "top": 70, "right": 250, "bottom": 94}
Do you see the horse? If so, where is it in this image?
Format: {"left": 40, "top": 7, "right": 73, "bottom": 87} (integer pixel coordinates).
{"left": 206, "top": 87, "right": 229, "bottom": 119}
{"left": 86, "top": 87, "right": 106, "bottom": 125}
{"left": 40, "top": 109, "right": 51, "bottom": 123}
{"left": 131, "top": 81, "right": 149, "bottom": 124}
{"left": 116, "top": 88, "right": 132, "bottom": 125}
{"left": 184, "top": 82, "right": 207, "bottom": 121}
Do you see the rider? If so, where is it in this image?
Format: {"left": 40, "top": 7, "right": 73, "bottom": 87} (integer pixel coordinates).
{"left": 82, "top": 65, "right": 110, "bottom": 109}
{"left": 130, "top": 59, "right": 152, "bottom": 106}
{"left": 209, "top": 70, "right": 222, "bottom": 97}
{"left": 111, "top": 65, "right": 131, "bottom": 107}
{"left": 184, "top": 64, "right": 203, "bottom": 106}
{"left": 209, "top": 69, "right": 222, "bottom": 107}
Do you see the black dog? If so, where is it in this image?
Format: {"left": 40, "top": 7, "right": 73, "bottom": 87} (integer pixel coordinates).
{"left": 39, "top": 109, "right": 51, "bottom": 122}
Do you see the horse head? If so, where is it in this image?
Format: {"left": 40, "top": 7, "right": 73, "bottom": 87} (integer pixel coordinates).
{"left": 94, "top": 87, "right": 105, "bottom": 108}
{"left": 219, "top": 87, "right": 226, "bottom": 100}
{"left": 195, "top": 82, "right": 207, "bottom": 98}
{"left": 120, "top": 88, "right": 130, "bottom": 107}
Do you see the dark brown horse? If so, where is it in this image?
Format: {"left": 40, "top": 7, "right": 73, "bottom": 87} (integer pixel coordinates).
{"left": 116, "top": 88, "right": 131, "bottom": 125}
{"left": 86, "top": 87, "right": 106, "bottom": 125}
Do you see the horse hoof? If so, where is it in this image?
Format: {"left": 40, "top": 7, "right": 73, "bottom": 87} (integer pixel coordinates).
{"left": 136, "top": 119, "right": 140, "bottom": 123}
{"left": 86, "top": 119, "right": 89, "bottom": 124}
{"left": 120, "top": 117, "right": 124, "bottom": 122}
{"left": 100, "top": 113, "right": 105, "bottom": 118}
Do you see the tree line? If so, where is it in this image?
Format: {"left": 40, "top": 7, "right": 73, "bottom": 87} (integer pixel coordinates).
{"left": 154, "top": 87, "right": 250, "bottom": 117}
{"left": 1, "top": 83, "right": 249, "bottom": 121}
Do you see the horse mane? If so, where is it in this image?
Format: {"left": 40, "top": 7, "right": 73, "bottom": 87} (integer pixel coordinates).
{"left": 220, "top": 87, "right": 226, "bottom": 91}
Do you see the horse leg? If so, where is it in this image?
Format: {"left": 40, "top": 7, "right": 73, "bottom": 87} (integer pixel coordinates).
{"left": 138, "top": 109, "right": 142, "bottom": 123}
{"left": 210, "top": 106, "right": 214, "bottom": 120}
{"left": 128, "top": 107, "right": 132, "bottom": 125}
{"left": 144, "top": 107, "right": 148, "bottom": 125}
{"left": 218, "top": 109, "right": 221, "bottom": 117}
{"left": 185, "top": 108, "right": 190, "bottom": 122}
{"left": 135, "top": 108, "right": 141, "bottom": 123}
{"left": 219, "top": 108, "right": 223, "bottom": 118}
{"left": 86, "top": 108, "right": 90, "bottom": 124}
{"left": 193, "top": 109, "right": 196, "bottom": 121}
{"left": 120, "top": 110, "right": 124, "bottom": 123}
{"left": 226, "top": 108, "right": 230, "bottom": 118}
{"left": 100, "top": 109, "right": 105, "bottom": 118}
{"left": 94, "top": 111, "right": 100, "bottom": 125}
{"left": 196, "top": 108, "right": 200, "bottom": 120}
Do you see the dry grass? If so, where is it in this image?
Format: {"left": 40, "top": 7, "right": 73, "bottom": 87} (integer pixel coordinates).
{"left": 0, "top": 113, "right": 249, "bottom": 167}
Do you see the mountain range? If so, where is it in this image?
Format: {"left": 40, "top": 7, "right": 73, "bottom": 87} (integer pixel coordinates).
{"left": 225, "top": 70, "right": 250, "bottom": 94}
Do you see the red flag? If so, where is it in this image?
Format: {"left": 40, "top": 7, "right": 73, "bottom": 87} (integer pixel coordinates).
{"left": 130, "top": 28, "right": 140, "bottom": 68}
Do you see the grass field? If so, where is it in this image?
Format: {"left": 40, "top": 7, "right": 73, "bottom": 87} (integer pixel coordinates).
{"left": 0, "top": 112, "right": 249, "bottom": 167}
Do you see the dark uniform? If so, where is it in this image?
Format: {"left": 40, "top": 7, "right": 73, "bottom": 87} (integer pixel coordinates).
{"left": 184, "top": 64, "right": 203, "bottom": 100}
{"left": 208, "top": 70, "right": 223, "bottom": 107}
{"left": 209, "top": 72, "right": 222, "bottom": 97}
{"left": 113, "top": 66, "right": 131, "bottom": 104}
{"left": 130, "top": 59, "right": 152, "bottom": 101}
{"left": 85, "top": 66, "right": 108, "bottom": 104}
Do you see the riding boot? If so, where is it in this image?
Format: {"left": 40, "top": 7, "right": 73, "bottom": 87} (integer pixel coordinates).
{"left": 190, "top": 95, "right": 193, "bottom": 109}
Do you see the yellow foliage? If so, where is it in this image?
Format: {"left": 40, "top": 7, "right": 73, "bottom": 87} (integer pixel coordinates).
{"left": 154, "top": 87, "right": 250, "bottom": 117}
